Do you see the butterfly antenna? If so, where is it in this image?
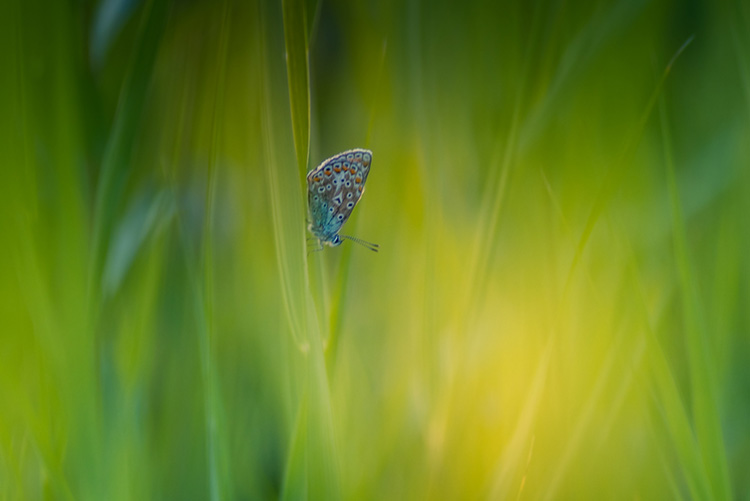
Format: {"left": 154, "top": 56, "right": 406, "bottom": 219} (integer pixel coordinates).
{"left": 342, "top": 235, "right": 379, "bottom": 252}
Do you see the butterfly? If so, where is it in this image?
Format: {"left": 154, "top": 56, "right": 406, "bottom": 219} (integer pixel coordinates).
{"left": 307, "top": 148, "right": 378, "bottom": 252}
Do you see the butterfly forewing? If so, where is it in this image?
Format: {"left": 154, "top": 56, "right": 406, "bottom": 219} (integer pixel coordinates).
{"left": 307, "top": 149, "right": 372, "bottom": 244}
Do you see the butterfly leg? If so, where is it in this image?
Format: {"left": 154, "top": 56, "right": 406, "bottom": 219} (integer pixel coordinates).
{"left": 306, "top": 238, "right": 324, "bottom": 255}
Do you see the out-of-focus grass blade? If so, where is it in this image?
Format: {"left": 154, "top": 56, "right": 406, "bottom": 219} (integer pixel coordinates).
{"left": 731, "top": 15, "right": 750, "bottom": 115}
{"left": 659, "top": 97, "right": 732, "bottom": 499}
{"left": 564, "top": 36, "right": 693, "bottom": 293}
{"left": 486, "top": 339, "right": 553, "bottom": 498}
{"left": 541, "top": 340, "right": 618, "bottom": 499}
{"left": 471, "top": 0, "right": 651, "bottom": 307}
{"left": 90, "top": 0, "right": 143, "bottom": 67}
{"left": 199, "top": 2, "right": 233, "bottom": 499}
{"left": 101, "top": 189, "right": 174, "bottom": 297}
{"left": 647, "top": 336, "right": 712, "bottom": 499}
{"left": 282, "top": 0, "right": 311, "bottom": 186}
{"left": 89, "top": 0, "right": 170, "bottom": 307}
{"left": 519, "top": 0, "right": 650, "bottom": 153}
{"left": 282, "top": 394, "right": 308, "bottom": 500}
{"left": 260, "top": 0, "right": 340, "bottom": 497}
{"left": 326, "top": 38, "right": 388, "bottom": 371}
{"left": 624, "top": 242, "right": 712, "bottom": 500}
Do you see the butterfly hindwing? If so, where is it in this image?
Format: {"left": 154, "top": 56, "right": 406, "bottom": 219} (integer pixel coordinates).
{"left": 307, "top": 149, "right": 372, "bottom": 245}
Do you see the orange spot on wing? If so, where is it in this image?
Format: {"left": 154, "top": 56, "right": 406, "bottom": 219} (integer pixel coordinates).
{"left": 314, "top": 177, "right": 321, "bottom": 182}
{"left": 355, "top": 177, "right": 362, "bottom": 183}
{"left": 325, "top": 170, "right": 332, "bottom": 176}
{"left": 334, "top": 167, "right": 341, "bottom": 173}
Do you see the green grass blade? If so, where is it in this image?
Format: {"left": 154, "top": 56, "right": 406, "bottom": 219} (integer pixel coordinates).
{"left": 88, "top": 0, "right": 170, "bottom": 306}
{"left": 659, "top": 96, "right": 732, "bottom": 499}
{"left": 486, "top": 339, "right": 553, "bottom": 498}
{"left": 198, "top": 2, "right": 233, "bottom": 500}
{"left": 260, "top": 0, "right": 340, "bottom": 497}
{"left": 563, "top": 37, "right": 693, "bottom": 294}
{"left": 282, "top": 0, "right": 311, "bottom": 186}
{"left": 624, "top": 242, "right": 713, "bottom": 499}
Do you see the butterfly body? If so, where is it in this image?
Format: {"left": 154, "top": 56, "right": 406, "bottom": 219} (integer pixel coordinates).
{"left": 307, "top": 148, "right": 376, "bottom": 251}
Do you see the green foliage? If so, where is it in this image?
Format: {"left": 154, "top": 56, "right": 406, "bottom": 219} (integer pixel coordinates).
{"left": 1, "top": 0, "right": 749, "bottom": 499}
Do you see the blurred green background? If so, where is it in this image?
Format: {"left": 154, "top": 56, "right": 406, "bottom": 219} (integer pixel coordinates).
{"left": 1, "top": 0, "right": 749, "bottom": 498}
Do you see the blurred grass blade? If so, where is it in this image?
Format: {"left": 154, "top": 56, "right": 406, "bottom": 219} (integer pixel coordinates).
{"left": 564, "top": 36, "right": 693, "bottom": 292}
{"left": 101, "top": 189, "right": 174, "bottom": 297}
{"left": 199, "top": 2, "right": 233, "bottom": 499}
{"left": 487, "top": 338, "right": 553, "bottom": 498}
{"left": 282, "top": 395, "right": 308, "bottom": 500}
{"left": 90, "top": 0, "right": 143, "bottom": 67}
{"left": 626, "top": 217, "right": 714, "bottom": 499}
{"left": 519, "top": 0, "right": 650, "bottom": 153}
{"left": 89, "top": 0, "right": 170, "bottom": 307}
{"left": 282, "top": 0, "right": 311, "bottom": 184}
{"left": 659, "top": 96, "right": 731, "bottom": 499}
{"left": 260, "top": 0, "right": 340, "bottom": 497}
{"left": 326, "top": 39, "right": 388, "bottom": 370}
{"left": 542, "top": 336, "right": 622, "bottom": 499}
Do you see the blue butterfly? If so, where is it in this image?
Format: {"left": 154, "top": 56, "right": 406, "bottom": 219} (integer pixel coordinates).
{"left": 307, "top": 148, "right": 378, "bottom": 252}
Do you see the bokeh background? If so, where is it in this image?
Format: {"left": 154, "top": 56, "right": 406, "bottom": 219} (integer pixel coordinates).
{"left": 1, "top": 0, "right": 749, "bottom": 498}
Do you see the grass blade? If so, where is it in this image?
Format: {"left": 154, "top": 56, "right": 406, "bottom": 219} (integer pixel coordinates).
{"left": 282, "top": 0, "right": 311, "bottom": 186}
{"left": 659, "top": 95, "right": 732, "bottom": 499}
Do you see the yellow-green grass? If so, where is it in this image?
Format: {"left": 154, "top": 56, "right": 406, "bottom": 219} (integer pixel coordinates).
{"left": 1, "top": 0, "right": 749, "bottom": 499}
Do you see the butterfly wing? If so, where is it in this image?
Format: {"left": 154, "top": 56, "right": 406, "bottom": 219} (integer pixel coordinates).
{"left": 307, "top": 149, "right": 373, "bottom": 242}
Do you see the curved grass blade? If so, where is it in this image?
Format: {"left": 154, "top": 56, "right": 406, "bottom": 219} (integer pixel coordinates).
{"left": 659, "top": 94, "right": 731, "bottom": 499}
{"left": 260, "top": 1, "right": 341, "bottom": 497}
{"left": 88, "top": 0, "right": 170, "bottom": 310}
{"left": 282, "top": 0, "right": 311, "bottom": 187}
